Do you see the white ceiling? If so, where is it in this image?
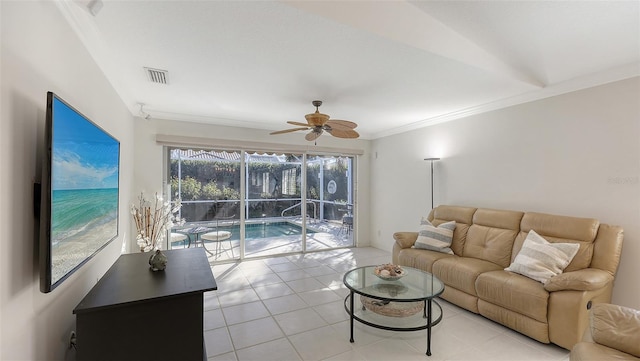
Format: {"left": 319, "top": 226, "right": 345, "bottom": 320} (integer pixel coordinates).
{"left": 59, "top": 0, "right": 639, "bottom": 139}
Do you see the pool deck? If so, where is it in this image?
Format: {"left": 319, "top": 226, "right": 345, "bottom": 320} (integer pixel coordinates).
{"left": 170, "top": 216, "right": 354, "bottom": 263}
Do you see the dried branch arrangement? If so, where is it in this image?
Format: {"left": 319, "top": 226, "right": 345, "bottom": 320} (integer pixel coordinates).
{"left": 131, "top": 192, "right": 184, "bottom": 252}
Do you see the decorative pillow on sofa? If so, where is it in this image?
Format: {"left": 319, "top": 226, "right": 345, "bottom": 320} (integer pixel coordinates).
{"left": 414, "top": 218, "right": 455, "bottom": 254}
{"left": 505, "top": 230, "right": 580, "bottom": 284}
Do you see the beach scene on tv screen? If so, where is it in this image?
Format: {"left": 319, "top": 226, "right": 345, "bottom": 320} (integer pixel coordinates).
{"left": 51, "top": 97, "right": 119, "bottom": 285}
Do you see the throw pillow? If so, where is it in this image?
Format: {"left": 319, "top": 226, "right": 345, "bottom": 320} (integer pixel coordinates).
{"left": 505, "top": 230, "right": 580, "bottom": 284}
{"left": 414, "top": 218, "right": 455, "bottom": 254}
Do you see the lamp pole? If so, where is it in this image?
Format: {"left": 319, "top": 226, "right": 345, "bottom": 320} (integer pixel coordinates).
{"left": 424, "top": 158, "right": 440, "bottom": 210}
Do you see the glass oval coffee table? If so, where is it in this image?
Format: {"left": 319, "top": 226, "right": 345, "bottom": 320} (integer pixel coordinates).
{"left": 343, "top": 265, "right": 445, "bottom": 356}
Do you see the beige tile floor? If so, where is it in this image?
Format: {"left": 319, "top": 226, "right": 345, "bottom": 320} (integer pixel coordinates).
{"left": 204, "top": 247, "right": 570, "bottom": 361}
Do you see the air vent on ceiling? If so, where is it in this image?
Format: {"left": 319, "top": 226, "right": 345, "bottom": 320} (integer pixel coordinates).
{"left": 144, "top": 67, "right": 169, "bottom": 85}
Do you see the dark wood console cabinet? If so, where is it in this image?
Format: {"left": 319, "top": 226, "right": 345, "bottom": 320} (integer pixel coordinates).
{"left": 73, "top": 248, "right": 217, "bottom": 361}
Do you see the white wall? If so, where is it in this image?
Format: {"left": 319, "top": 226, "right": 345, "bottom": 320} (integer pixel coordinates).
{"left": 132, "top": 118, "right": 372, "bottom": 252}
{"left": 1, "top": 2, "right": 636, "bottom": 358}
{"left": 371, "top": 77, "right": 640, "bottom": 310}
{"left": 0, "top": 2, "right": 134, "bottom": 359}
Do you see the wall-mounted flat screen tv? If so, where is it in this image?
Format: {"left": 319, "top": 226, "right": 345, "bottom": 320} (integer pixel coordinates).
{"left": 39, "top": 92, "right": 120, "bottom": 293}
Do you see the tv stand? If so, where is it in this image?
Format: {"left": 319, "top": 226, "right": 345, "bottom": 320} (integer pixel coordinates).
{"left": 73, "top": 248, "right": 217, "bottom": 361}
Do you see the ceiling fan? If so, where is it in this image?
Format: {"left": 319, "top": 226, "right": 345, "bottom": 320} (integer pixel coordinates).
{"left": 270, "top": 100, "right": 359, "bottom": 142}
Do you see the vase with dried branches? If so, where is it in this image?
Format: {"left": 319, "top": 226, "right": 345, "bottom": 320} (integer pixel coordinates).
{"left": 131, "top": 192, "right": 184, "bottom": 253}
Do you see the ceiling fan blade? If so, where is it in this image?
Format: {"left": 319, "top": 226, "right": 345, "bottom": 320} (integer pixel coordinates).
{"left": 274, "top": 102, "right": 358, "bottom": 141}
{"left": 270, "top": 127, "right": 309, "bottom": 135}
{"left": 287, "top": 121, "right": 311, "bottom": 127}
{"left": 326, "top": 128, "right": 359, "bottom": 139}
{"left": 326, "top": 119, "right": 357, "bottom": 129}
{"left": 305, "top": 130, "right": 322, "bottom": 141}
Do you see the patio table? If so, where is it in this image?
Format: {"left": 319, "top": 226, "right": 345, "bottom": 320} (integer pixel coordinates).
{"left": 175, "top": 226, "right": 213, "bottom": 249}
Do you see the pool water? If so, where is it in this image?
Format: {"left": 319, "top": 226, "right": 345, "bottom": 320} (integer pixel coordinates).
{"left": 173, "top": 221, "right": 314, "bottom": 247}
{"left": 232, "top": 222, "right": 315, "bottom": 240}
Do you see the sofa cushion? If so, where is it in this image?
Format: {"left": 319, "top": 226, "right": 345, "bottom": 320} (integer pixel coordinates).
{"left": 476, "top": 270, "right": 549, "bottom": 323}
{"left": 463, "top": 208, "right": 524, "bottom": 268}
{"left": 429, "top": 205, "right": 476, "bottom": 255}
{"left": 430, "top": 205, "right": 476, "bottom": 224}
{"left": 515, "top": 212, "right": 598, "bottom": 272}
{"left": 396, "top": 248, "right": 453, "bottom": 273}
{"left": 590, "top": 304, "right": 640, "bottom": 358}
{"left": 415, "top": 218, "right": 455, "bottom": 254}
{"left": 432, "top": 256, "right": 502, "bottom": 296}
{"left": 506, "top": 230, "right": 579, "bottom": 284}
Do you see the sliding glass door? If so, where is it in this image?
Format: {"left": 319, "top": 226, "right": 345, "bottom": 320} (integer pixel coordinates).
{"left": 244, "top": 152, "right": 303, "bottom": 257}
{"left": 167, "top": 147, "right": 355, "bottom": 262}
{"left": 306, "top": 155, "right": 355, "bottom": 251}
{"left": 168, "top": 149, "right": 241, "bottom": 261}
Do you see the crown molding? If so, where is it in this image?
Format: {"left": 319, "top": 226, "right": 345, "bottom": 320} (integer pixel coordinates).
{"left": 373, "top": 63, "right": 640, "bottom": 139}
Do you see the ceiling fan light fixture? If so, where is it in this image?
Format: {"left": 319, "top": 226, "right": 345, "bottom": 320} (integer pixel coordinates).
{"left": 270, "top": 100, "right": 359, "bottom": 141}
{"left": 305, "top": 112, "right": 330, "bottom": 126}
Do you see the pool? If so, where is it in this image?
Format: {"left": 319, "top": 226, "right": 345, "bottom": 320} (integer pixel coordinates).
{"left": 172, "top": 221, "right": 314, "bottom": 247}
{"left": 231, "top": 221, "right": 315, "bottom": 240}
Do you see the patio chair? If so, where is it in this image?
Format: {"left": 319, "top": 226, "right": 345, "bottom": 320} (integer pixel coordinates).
{"left": 201, "top": 215, "right": 236, "bottom": 260}
{"left": 339, "top": 214, "right": 353, "bottom": 236}
{"left": 201, "top": 230, "right": 233, "bottom": 259}
{"left": 170, "top": 232, "right": 188, "bottom": 248}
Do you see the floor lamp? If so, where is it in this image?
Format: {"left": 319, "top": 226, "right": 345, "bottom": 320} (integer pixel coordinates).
{"left": 424, "top": 158, "right": 440, "bottom": 210}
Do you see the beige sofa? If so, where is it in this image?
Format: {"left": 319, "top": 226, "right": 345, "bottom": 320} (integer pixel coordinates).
{"left": 392, "top": 205, "right": 623, "bottom": 350}
{"left": 570, "top": 303, "right": 640, "bottom": 361}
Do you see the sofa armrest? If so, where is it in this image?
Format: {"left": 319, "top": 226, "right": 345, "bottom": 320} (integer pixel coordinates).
{"left": 544, "top": 268, "right": 613, "bottom": 292}
{"left": 393, "top": 232, "right": 418, "bottom": 249}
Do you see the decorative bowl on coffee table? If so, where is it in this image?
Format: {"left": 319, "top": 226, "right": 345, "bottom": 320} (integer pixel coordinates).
{"left": 373, "top": 264, "right": 406, "bottom": 281}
